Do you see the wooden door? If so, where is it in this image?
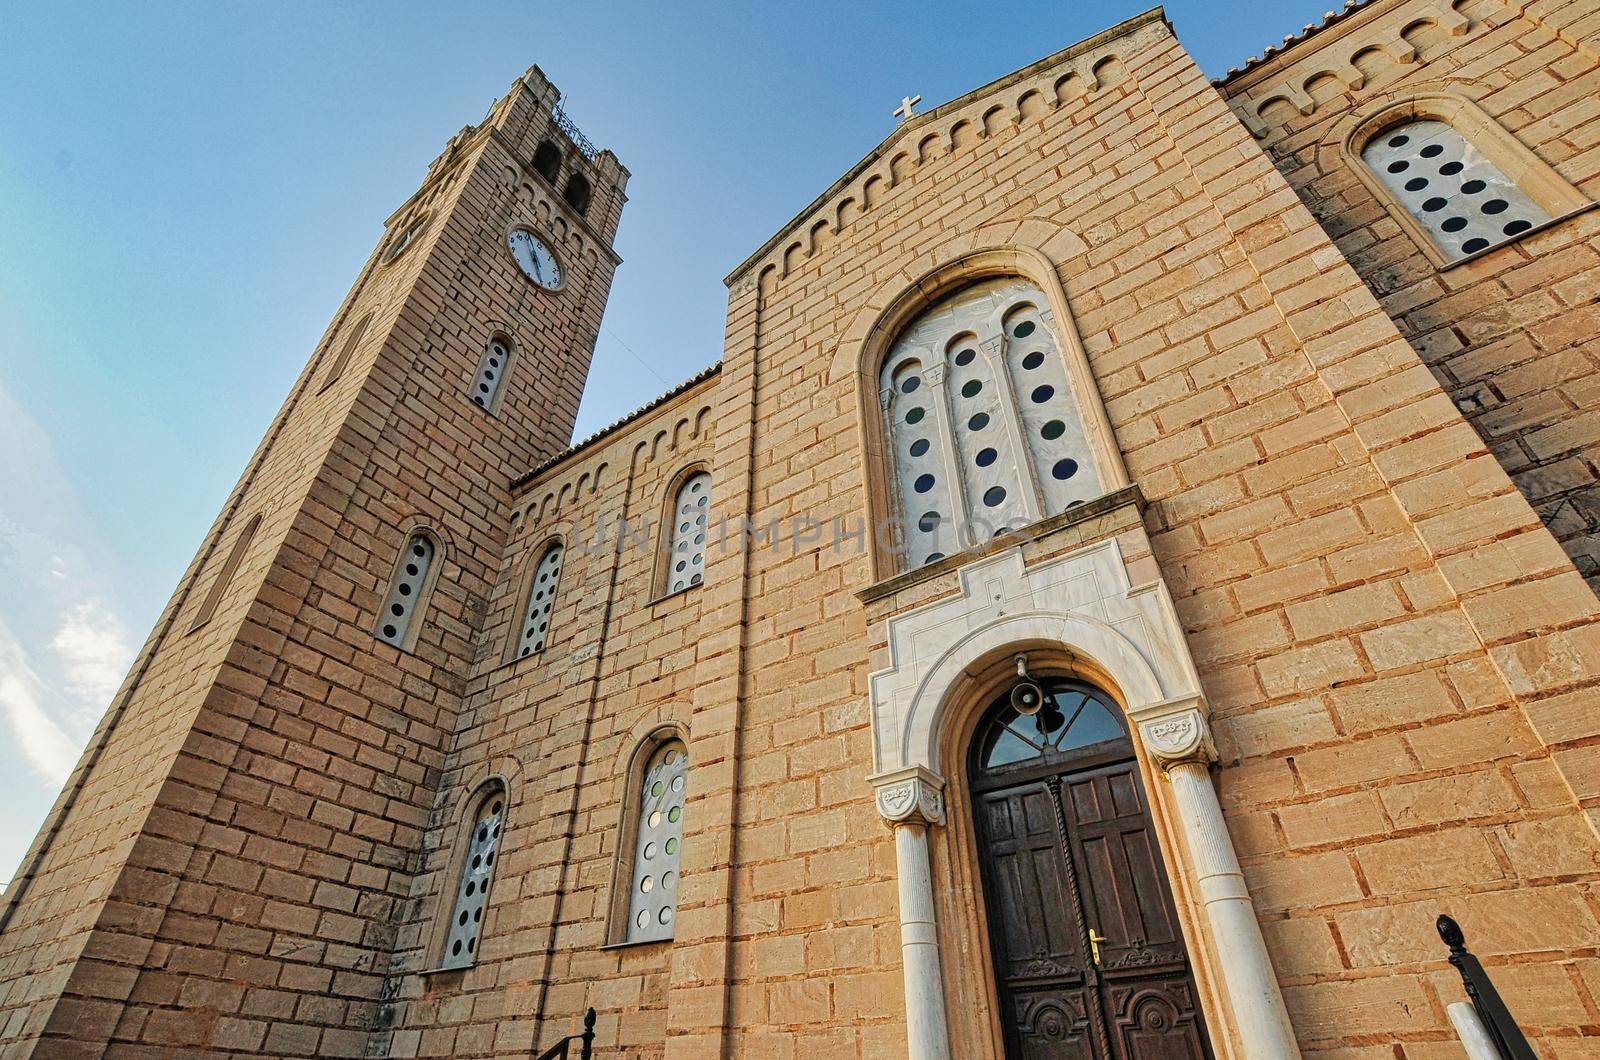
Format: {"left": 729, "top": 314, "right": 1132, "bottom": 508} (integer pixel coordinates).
{"left": 972, "top": 682, "right": 1212, "bottom": 1059}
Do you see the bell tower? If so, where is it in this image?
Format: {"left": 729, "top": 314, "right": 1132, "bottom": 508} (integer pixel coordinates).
{"left": 0, "top": 67, "right": 625, "bottom": 1057}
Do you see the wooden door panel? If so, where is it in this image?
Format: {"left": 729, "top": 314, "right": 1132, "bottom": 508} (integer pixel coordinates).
{"left": 1103, "top": 978, "right": 1210, "bottom": 1060}
{"left": 1066, "top": 768, "right": 1187, "bottom": 974}
{"left": 1013, "top": 989, "right": 1098, "bottom": 1059}
{"left": 981, "top": 787, "right": 1086, "bottom": 981}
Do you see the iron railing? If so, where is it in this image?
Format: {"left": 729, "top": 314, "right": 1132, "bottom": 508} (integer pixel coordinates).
{"left": 533, "top": 1007, "right": 596, "bottom": 1060}
{"left": 1438, "top": 914, "right": 1537, "bottom": 1060}
{"left": 552, "top": 103, "right": 597, "bottom": 162}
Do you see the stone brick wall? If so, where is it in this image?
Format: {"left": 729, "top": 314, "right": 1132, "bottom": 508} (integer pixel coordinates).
{"left": 382, "top": 11, "right": 1600, "bottom": 1058}
{"left": 0, "top": 69, "right": 627, "bottom": 1058}
{"left": 1220, "top": 0, "right": 1600, "bottom": 591}
{"left": 378, "top": 375, "right": 721, "bottom": 1056}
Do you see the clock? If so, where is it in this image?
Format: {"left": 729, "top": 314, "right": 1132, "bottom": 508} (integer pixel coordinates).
{"left": 508, "top": 228, "right": 564, "bottom": 290}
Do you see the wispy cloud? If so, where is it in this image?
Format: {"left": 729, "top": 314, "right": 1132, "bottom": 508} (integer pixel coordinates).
{"left": 0, "top": 379, "right": 135, "bottom": 787}
{"left": 49, "top": 602, "right": 132, "bottom": 730}
{"left": 0, "top": 623, "right": 90, "bottom": 784}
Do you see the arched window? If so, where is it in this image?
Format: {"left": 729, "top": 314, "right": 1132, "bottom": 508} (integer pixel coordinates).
{"left": 975, "top": 680, "right": 1128, "bottom": 776}
{"left": 318, "top": 311, "right": 372, "bottom": 393}
{"left": 618, "top": 738, "right": 688, "bottom": 944}
{"left": 189, "top": 512, "right": 262, "bottom": 632}
{"left": 469, "top": 335, "right": 515, "bottom": 412}
{"left": 563, "top": 174, "right": 592, "bottom": 216}
{"left": 384, "top": 213, "right": 429, "bottom": 263}
{"left": 439, "top": 784, "right": 506, "bottom": 970}
{"left": 1361, "top": 119, "right": 1550, "bottom": 259}
{"left": 376, "top": 529, "right": 440, "bottom": 650}
{"left": 663, "top": 470, "right": 710, "bottom": 595}
{"left": 512, "top": 542, "right": 563, "bottom": 659}
{"left": 880, "top": 277, "right": 1103, "bottom": 571}
{"left": 532, "top": 141, "right": 560, "bottom": 183}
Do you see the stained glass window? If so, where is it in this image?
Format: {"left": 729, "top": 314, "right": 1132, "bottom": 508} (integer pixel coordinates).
{"left": 441, "top": 788, "right": 505, "bottom": 970}
{"left": 376, "top": 532, "right": 437, "bottom": 649}
{"left": 665, "top": 472, "right": 710, "bottom": 594}
{"left": 881, "top": 278, "right": 1103, "bottom": 571}
{"left": 627, "top": 740, "right": 688, "bottom": 943}
{"left": 1362, "top": 120, "right": 1549, "bottom": 260}
{"left": 515, "top": 543, "right": 563, "bottom": 658}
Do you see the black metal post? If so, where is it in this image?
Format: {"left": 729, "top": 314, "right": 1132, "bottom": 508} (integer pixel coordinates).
{"left": 1437, "top": 914, "right": 1537, "bottom": 1060}
{"left": 580, "top": 1007, "right": 596, "bottom": 1060}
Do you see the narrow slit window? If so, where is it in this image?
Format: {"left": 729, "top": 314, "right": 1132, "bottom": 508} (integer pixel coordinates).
{"left": 377, "top": 532, "right": 437, "bottom": 649}
{"left": 318, "top": 312, "right": 372, "bottom": 393}
{"left": 470, "top": 337, "right": 514, "bottom": 412}
{"left": 1362, "top": 119, "right": 1551, "bottom": 260}
{"left": 626, "top": 740, "right": 688, "bottom": 944}
{"left": 440, "top": 787, "right": 505, "bottom": 970}
{"left": 665, "top": 472, "right": 710, "bottom": 594}
{"left": 190, "top": 512, "right": 262, "bottom": 632}
{"left": 514, "top": 543, "right": 563, "bottom": 658}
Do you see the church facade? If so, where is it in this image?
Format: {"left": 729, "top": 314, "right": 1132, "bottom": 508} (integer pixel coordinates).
{"left": 2, "top": 2, "right": 1599, "bottom": 1057}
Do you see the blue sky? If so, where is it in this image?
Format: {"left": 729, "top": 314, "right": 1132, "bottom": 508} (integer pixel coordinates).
{"left": 0, "top": 1, "right": 1332, "bottom": 878}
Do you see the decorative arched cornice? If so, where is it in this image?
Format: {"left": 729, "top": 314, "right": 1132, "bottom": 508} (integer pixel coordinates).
{"left": 615, "top": 711, "right": 693, "bottom": 777}
{"left": 903, "top": 611, "right": 1172, "bottom": 779}
{"left": 867, "top": 541, "right": 1207, "bottom": 782}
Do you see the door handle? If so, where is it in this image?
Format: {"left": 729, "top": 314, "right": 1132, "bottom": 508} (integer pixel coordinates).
{"left": 1089, "top": 929, "right": 1107, "bottom": 967}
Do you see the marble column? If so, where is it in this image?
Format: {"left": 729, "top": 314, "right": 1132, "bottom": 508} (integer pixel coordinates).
{"left": 873, "top": 766, "right": 953, "bottom": 1060}
{"left": 1137, "top": 705, "right": 1303, "bottom": 1060}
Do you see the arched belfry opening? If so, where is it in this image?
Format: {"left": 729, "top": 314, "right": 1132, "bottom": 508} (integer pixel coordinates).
{"left": 563, "top": 173, "right": 592, "bottom": 215}
{"left": 532, "top": 140, "right": 560, "bottom": 182}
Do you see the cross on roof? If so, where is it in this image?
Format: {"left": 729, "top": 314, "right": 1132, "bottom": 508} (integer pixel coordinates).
{"left": 894, "top": 94, "right": 922, "bottom": 123}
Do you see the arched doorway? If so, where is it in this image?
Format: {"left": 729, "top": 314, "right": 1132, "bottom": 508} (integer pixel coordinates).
{"left": 969, "top": 678, "right": 1213, "bottom": 1058}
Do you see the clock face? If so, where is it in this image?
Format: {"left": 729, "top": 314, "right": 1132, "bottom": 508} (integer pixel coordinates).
{"left": 508, "top": 228, "right": 564, "bottom": 290}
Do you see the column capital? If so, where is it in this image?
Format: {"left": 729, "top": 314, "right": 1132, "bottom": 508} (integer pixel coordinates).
{"left": 871, "top": 765, "right": 947, "bottom": 827}
{"left": 1129, "top": 696, "right": 1216, "bottom": 770}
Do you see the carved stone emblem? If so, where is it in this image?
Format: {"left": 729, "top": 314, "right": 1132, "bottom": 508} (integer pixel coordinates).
{"left": 872, "top": 768, "right": 946, "bottom": 826}
{"left": 1136, "top": 706, "right": 1214, "bottom": 768}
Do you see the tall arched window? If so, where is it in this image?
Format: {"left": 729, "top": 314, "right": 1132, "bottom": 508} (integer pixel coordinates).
{"left": 469, "top": 335, "right": 515, "bottom": 413}
{"left": 376, "top": 529, "right": 441, "bottom": 650}
{"left": 439, "top": 783, "right": 505, "bottom": 970}
{"left": 880, "top": 277, "right": 1103, "bottom": 570}
{"left": 189, "top": 512, "right": 262, "bottom": 633}
{"left": 1361, "top": 120, "right": 1550, "bottom": 259}
{"left": 318, "top": 311, "right": 372, "bottom": 393}
{"left": 663, "top": 471, "right": 710, "bottom": 595}
{"left": 617, "top": 738, "right": 688, "bottom": 944}
{"left": 512, "top": 542, "right": 563, "bottom": 659}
